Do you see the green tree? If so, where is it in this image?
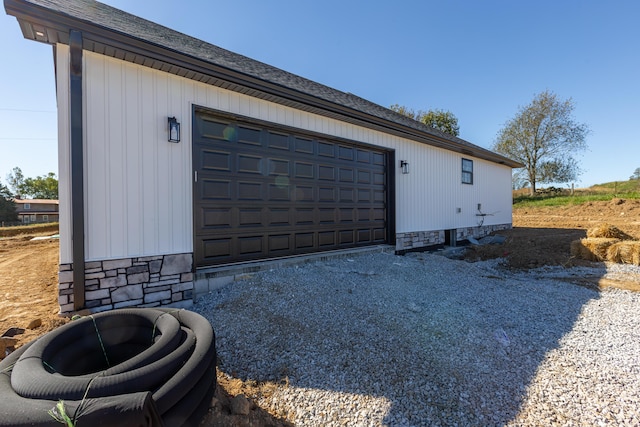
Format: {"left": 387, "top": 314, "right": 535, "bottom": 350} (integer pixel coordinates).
{"left": 0, "top": 183, "right": 17, "bottom": 222}
{"left": 630, "top": 167, "right": 640, "bottom": 180}
{"left": 6, "top": 167, "right": 24, "bottom": 196}
{"left": 390, "top": 104, "right": 460, "bottom": 137}
{"left": 6, "top": 167, "right": 58, "bottom": 199}
{"left": 493, "top": 90, "right": 589, "bottom": 195}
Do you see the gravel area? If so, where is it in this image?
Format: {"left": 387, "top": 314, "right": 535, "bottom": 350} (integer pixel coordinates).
{"left": 194, "top": 251, "right": 640, "bottom": 426}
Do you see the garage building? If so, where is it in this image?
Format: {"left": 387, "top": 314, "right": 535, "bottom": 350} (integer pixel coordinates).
{"left": 5, "top": 0, "right": 521, "bottom": 314}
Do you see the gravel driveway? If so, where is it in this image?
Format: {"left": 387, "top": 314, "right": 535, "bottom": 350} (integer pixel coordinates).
{"left": 194, "top": 251, "right": 640, "bottom": 426}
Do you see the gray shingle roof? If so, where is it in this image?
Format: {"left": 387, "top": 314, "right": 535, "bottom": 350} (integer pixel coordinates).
{"left": 5, "top": 0, "right": 522, "bottom": 167}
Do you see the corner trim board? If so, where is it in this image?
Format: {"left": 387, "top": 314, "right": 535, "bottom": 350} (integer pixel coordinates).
{"left": 69, "top": 29, "right": 85, "bottom": 310}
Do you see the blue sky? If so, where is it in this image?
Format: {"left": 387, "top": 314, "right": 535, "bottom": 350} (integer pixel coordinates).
{"left": 1, "top": 0, "right": 639, "bottom": 188}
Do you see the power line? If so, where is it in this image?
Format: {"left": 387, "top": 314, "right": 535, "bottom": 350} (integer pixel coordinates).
{"left": 0, "top": 137, "right": 56, "bottom": 140}
{"left": 0, "top": 108, "right": 56, "bottom": 113}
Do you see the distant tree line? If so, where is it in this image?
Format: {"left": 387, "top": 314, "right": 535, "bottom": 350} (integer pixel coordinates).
{"left": 389, "top": 105, "right": 460, "bottom": 137}
{"left": 0, "top": 167, "right": 59, "bottom": 223}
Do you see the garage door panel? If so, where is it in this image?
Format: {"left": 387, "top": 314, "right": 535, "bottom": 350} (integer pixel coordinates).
{"left": 237, "top": 181, "right": 263, "bottom": 200}
{"left": 294, "top": 162, "right": 314, "bottom": 179}
{"left": 268, "top": 234, "right": 291, "bottom": 252}
{"left": 339, "top": 168, "right": 354, "bottom": 183}
{"left": 199, "top": 118, "right": 231, "bottom": 140}
{"left": 318, "top": 208, "right": 336, "bottom": 224}
{"left": 237, "top": 154, "right": 262, "bottom": 174}
{"left": 338, "top": 230, "right": 354, "bottom": 244}
{"left": 318, "top": 187, "right": 336, "bottom": 202}
{"left": 318, "top": 165, "right": 336, "bottom": 181}
{"left": 269, "top": 158, "right": 290, "bottom": 176}
{"left": 339, "top": 188, "right": 355, "bottom": 202}
{"left": 238, "top": 208, "right": 263, "bottom": 226}
{"left": 338, "top": 146, "right": 354, "bottom": 160}
{"left": 291, "top": 186, "right": 313, "bottom": 202}
{"left": 238, "top": 236, "right": 263, "bottom": 255}
{"left": 265, "top": 208, "right": 288, "bottom": 226}
{"left": 268, "top": 183, "right": 290, "bottom": 200}
{"left": 295, "top": 208, "right": 314, "bottom": 225}
{"left": 318, "top": 231, "right": 335, "bottom": 247}
{"left": 268, "top": 132, "right": 289, "bottom": 150}
{"left": 202, "top": 150, "right": 231, "bottom": 171}
{"left": 318, "top": 142, "right": 335, "bottom": 157}
{"left": 295, "top": 233, "right": 314, "bottom": 249}
{"left": 238, "top": 125, "right": 261, "bottom": 145}
{"left": 373, "top": 228, "right": 386, "bottom": 241}
{"left": 194, "top": 111, "right": 389, "bottom": 267}
{"left": 202, "top": 207, "right": 232, "bottom": 228}
{"left": 294, "top": 137, "right": 313, "bottom": 154}
{"left": 357, "top": 229, "right": 371, "bottom": 243}
{"left": 202, "top": 238, "right": 232, "bottom": 260}
{"left": 202, "top": 179, "right": 231, "bottom": 200}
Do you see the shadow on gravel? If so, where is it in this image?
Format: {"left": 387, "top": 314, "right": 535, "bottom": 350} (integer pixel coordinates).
{"left": 194, "top": 251, "right": 603, "bottom": 426}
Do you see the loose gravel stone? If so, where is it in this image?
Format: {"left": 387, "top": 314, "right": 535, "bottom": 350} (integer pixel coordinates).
{"left": 194, "top": 251, "right": 640, "bottom": 426}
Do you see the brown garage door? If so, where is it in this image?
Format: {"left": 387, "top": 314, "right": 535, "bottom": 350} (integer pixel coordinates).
{"left": 193, "top": 110, "right": 391, "bottom": 267}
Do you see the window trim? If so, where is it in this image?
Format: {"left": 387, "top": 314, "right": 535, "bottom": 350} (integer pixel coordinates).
{"left": 462, "top": 158, "right": 473, "bottom": 185}
{"left": 24, "top": 203, "right": 31, "bottom": 210}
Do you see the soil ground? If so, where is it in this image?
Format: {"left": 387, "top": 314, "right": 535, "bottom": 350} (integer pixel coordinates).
{"left": 1, "top": 198, "right": 639, "bottom": 425}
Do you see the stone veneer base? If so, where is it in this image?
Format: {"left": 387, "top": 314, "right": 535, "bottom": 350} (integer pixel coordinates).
{"left": 58, "top": 253, "right": 194, "bottom": 314}
{"left": 396, "top": 223, "right": 512, "bottom": 251}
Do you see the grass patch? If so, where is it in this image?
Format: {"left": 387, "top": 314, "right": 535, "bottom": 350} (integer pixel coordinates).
{"left": 514, "top": 179, "right": 640, "bottom": 208}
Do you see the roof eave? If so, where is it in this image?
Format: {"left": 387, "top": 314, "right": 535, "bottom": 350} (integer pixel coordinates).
{"left": 5, "top": 0, "right": 523, "bottom": 169}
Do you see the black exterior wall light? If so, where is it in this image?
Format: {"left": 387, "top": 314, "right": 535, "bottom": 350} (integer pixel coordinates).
{"left": 400, "top": 160, "right": 409, "bottom": 174}
{"left": 168, "top": 116, "right": 180, "bottom": 143}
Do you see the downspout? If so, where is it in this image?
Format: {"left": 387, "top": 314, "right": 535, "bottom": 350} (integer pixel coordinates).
{"left": 69, "top": 30, "right": 85, "bottom": 310}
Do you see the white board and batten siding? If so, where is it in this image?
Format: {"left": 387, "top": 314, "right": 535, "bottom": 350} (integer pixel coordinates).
{"left": 56, "top": 45, "right": 513, "bottom": 263}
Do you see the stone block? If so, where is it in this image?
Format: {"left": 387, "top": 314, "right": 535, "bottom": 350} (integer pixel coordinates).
{"left": 112, "top": 284, "right": 143, "bottom": 303}
{"left": 180, "top": 272, "right": 193, "bottom": 282}
{"left": 85, "top": 272, "right": 105, "bottom": 280}
{"left": 114, "top": 299, "right": 143, "bottom": 309}
{"left": 128, "top": 272, "right": 150, "bottom": 285}
{"left": 174, "top": 281, "right": 193, "bottom": 292}
{"left": 161, "top": 254, "right": 192, "bottom": 276}
{"left": 58, "top": 270, "right": 74, "bottom": 283}
{"left": 149, "top": 260, "right": 162, "bottom": 274}
{"left": 127, "top": 265, "right": 149, "bottom": 275}
{"left": 137, "top": 256, "right": 162, "bottom": 262}
{"left": 144, "top": 290, "right": 171, "bottom": 303}
{"left": 90, "top": 304, "right": 114, "bottom": 313}
{"left": 85, "top": 261, "right": 102, "bottom": 270}
{"left": 147, "top": 278, "right": 179, "bottom": 288}
{"left": 85, "top": 288, "right": 110, "bottom": 301}
{"left": 100, "top": 275, "right": 127, "bottom": 289}
{"left": 103, "top": 258, "right": 132, "bottom": 270}
{"left": 59, "top": 303, "right": 74, "bottom": 314}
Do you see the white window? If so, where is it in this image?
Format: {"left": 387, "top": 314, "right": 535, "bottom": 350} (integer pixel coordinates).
{"left": 24, "top": 203, "right": 31, "bottom": 210}
{"left": 43, "top": 215, "right": 49, "bottom": 222}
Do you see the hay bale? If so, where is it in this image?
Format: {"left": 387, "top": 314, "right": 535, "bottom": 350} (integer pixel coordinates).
{"left": 586, "top": 223, "right": 634, "bottom": 240}
{"left": 571, "top": 238, "right": 620, "bottom": 262}
{"left": 606, "top": 241, "right": 640, "bottom": 266}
